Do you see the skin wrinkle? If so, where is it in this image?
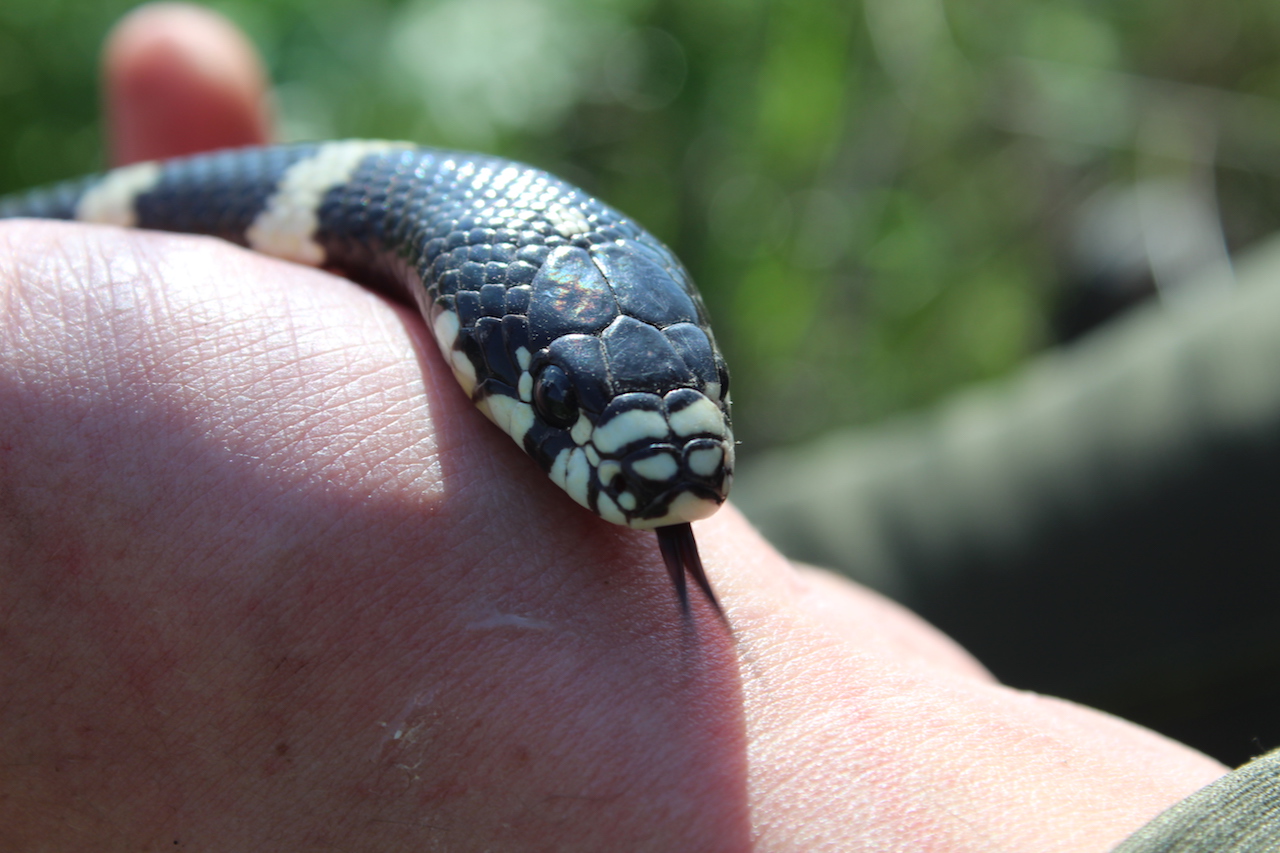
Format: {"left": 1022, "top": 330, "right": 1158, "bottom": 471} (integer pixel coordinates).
{"left": 373, "top": 563, "right": 732, "bottom": 835}
{"left": 727, "top": 567, "right": 991, "bottom": 847}
{"left": 743, "top": 613, "right": 1189, "bottom": 852}
{"left": 0, "top": 241, "right": 195, "bottom": 584}
{"left": 790, "top": 564, "right": 993, "bottom": 679}
{"left": 0, "top": 225, "right": 476, "bottom": 758}
{"left": 91, "top": 250, "right": 323, "bottom": 577}
{"left": 142, "top": 241, "right": 439, "bottom": 512}
{"left": 269, "top": 352, "right": 432, "bottom": 485}
{"left": 745, "top": 669, "right": 882, "bottom": 840}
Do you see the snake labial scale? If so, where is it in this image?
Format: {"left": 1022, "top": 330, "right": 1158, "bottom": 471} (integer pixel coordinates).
{"left": 0, "top": 141, "right": 734, "bottom": 614}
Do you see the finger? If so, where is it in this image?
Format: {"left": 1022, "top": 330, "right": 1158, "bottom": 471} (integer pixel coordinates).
{"left": 103, "top": 2, "right": 271, "bottom": 166}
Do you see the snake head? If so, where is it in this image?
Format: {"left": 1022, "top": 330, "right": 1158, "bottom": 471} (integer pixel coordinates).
{"left": 452, "top": 235, "right": 733, "bottom": 529}
{"left": 526, "top": 239, "right": 733, "bottom": 529}
{"left": 533, "top": 362, "right": 733, "bottom": 529}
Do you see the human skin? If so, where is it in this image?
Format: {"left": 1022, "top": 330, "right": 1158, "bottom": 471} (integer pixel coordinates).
{"left": 0, "top": 4, "right": 1228, "bottom": 851}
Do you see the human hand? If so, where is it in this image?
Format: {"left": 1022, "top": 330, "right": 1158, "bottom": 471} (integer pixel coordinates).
{"left": 0, "top": 5, "right": 1227, "bottom": 850}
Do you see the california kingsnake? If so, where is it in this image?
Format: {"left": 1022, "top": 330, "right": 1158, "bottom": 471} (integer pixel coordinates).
{"left": 0, "top": 141, "right": 734, "bottom": 612}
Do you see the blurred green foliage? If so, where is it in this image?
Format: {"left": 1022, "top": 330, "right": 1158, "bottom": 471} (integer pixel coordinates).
{"left": 4, "top": 0, "right": 1280, "bottom": 455}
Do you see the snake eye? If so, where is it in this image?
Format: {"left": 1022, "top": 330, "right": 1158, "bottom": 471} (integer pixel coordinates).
{"left": 533, "top": 364, "right": 578, "bottom": 429}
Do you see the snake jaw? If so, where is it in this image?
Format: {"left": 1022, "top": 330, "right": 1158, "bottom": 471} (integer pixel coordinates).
{"left": 656, "top": 523, "right": 722, "bottom": 616}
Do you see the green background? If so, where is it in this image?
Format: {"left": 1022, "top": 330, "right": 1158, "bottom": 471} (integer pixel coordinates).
{"left": 6, "top": 0, "right": 1280, "bottom": 457}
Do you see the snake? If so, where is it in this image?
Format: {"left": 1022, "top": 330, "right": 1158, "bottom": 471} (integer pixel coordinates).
{"left": 0, "top": 141, "right": 734, "bottom": 613}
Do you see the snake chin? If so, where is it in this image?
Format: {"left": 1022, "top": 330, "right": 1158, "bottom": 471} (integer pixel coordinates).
{"left": 538, "top": 382, "right": 733, "bottom": 528}
{"left": 627, "top": 487, "right": 724, "bottom": 530}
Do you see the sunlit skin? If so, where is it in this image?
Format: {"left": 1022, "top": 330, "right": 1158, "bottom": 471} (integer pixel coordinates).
{"left": 0, "top": 4, "right": 1227, "bottom": 850}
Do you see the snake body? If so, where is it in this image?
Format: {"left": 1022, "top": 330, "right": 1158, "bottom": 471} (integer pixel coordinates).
{"left": 0, "top": 141, "right": 733, "bottom": 612}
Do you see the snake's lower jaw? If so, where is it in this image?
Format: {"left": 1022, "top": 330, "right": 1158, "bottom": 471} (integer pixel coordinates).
{"left": 621, "top": 435, "right": 734, "bottom": 528}
{"left": 626, "top": 489, "right": 723, "bottom": 530}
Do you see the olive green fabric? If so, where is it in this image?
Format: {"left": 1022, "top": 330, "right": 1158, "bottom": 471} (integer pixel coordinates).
{"left": 1112, "top": 750, "right": 1280, "bottom": 852}
{"left": 733, "top": 235, "right": 1280, "bottom": 765}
